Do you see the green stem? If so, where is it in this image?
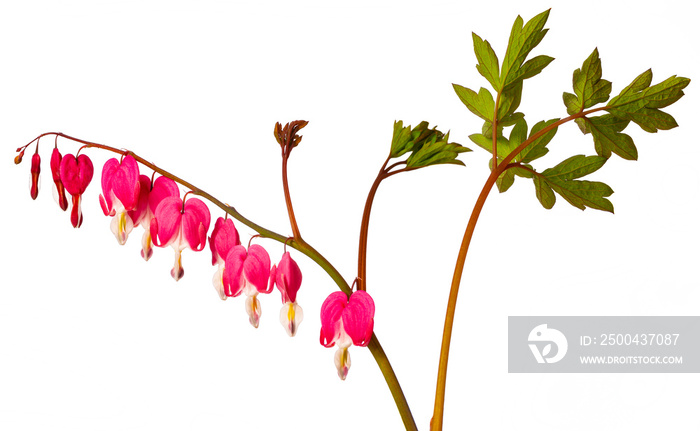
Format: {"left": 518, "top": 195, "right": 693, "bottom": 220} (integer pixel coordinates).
{"left": 25, "top": 132, "right": 416, "bottom": 431}
{"left": 430, "top": 106, "right": 609, "bottom": 430}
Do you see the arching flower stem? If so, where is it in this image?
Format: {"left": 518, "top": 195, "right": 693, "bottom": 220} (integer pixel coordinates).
{"left": 19, "top": 131, "right": 417, "bottom": 431}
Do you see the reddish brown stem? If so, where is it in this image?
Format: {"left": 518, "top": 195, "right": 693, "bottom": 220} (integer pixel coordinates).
{"left": 430, "top": 106, "right": 609, "bottom": 430}
{"left": 282, "top": 149, "right": 302, "bottom": 240}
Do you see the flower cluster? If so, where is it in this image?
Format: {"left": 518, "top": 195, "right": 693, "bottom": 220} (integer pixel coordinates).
{"left": 17, "top": 143, "right": 95, "bottom": 228}
{"left": 17, "top": 137, "right": 376, "bottom": 380}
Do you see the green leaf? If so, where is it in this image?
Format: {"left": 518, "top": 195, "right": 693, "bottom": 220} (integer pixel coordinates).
{"left": 405, "top": 134, "right": 471, "bottom": 169}
{"left": 509, "top": 118, "right": 528, "bottom": 161}
{"left": 500, "top": 9, "right": 551, "bottom": 90}
{"left": 497, "top": 80, "right": 523, "bottom": 122}
{"left": 579, "top": 114, "right": 637, "bottom": 160}
{"left": 534, "top": 154, "right": 613, "bottom": 212}
{"left": 541, "top": 154, "right": 608, "bottom": 181}
{"left": 518, "top": 118, "right": 559, "bottom": 163}
{"left": 487, "top": 158, "right": 518, "bottom": 193}
{"left": 545, "top": 178, "right": 614, "bottom": 212}
{"left": 496, "top": 168, "right": 515, "bottom": 193}
{"left": 507, "top": 54, "right": 554, "bottom": 86}
{"left": 563, "top": 48, "right": 612, "bottom": 115}
{"left": 512, "top": 163, "right": 534, "bottom": 178}
{"left": 608, "top": 70, "right": 690, "bottom": 133}
{"left": 472, "top": 33, "right": 501, "bottom": 91}
{"left": 390, "top": 120, "right": 413, "bottom": 158}
{"left": 453, "top": 85, "right": 495, "bottom": 122}
{"left": 482, "top": 113, "right": 524, "bottom": 139}
{"left": 533, "top": 175, "right": 555, "bottom": 209}
{"left": 468, "top": 133, "right": 510, "bottom": 159}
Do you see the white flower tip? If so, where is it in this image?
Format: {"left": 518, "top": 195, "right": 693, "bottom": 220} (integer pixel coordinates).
{"left": 111, "top": 211, "right": 134, "bottom": 245}
{"left": 246, "top": 295, "right": 261, "bottom": 328}
{"left": 212, "top": 266, "right": 227, "bottom": 300}
{"left": 279, "top": 302, "right": 304, "bottom": 337}
{"left": 170, "top": 250, "right": 184, "bottom": 281}
{"left": 334, "top": 347, "right": 351, "bottom": 381}
{"left": 141, "top": 229, "right": 153, "bottom": 261}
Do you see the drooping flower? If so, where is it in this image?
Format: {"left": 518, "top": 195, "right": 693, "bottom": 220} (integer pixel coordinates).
{"left": 59, "top": 153, "right": 94, "bottom": 228}
{"left": 269, "top": 251, "right": 303, "bottom": 336}
{"left": 209, "top": 217, "right": 241, "bottom": 300}
{"left": 128, "top": 175, "right": 180, "bottom": 261}
{"left": 99, "top": 155, "right": 141, "bottom": 245}
{"left": 320, "top": 290, "right": 375, "bottom": 380}
{"left": 223, "top": 244, "right": 272, "bottom": 328}
{"left": 150, "top": 195, "right": 211, "bottom": 281}
{"left": 29, "top": 151, "right": 40, "bottom": 200}
{"left": 50, "top": 148, "right": 68, "bottom": 211}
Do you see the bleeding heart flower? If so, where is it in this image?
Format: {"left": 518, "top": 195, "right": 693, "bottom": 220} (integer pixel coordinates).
{"left": 209, "top": 217, "right": 241, "bottom": 300}
{"left": 59, "top": 153, "right": 94, "bottom": 228}
{"left": 223, "top": 244, "right": 272, "bottom": 328}
{"left": 129, "top": 175, "right": 180, "bottom": 261}
{"left": 150, "top": 195, "right": 211, "bottom": 281}
{"left": 29, "top": 151, "right": 40, "bottom": 200}
{"left": 320, "top": 290, "right": 375, "bottom": 380}
{"left": 99, "top": 155, "right": 141, "bottom": 245}
{"left": 269, "top": 251, "right": 303, "bottom": 336}
{"left": 50, "top": 148, "right": 68, "bottom": 211}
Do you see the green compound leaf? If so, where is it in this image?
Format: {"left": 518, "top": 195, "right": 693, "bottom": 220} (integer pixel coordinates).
{"left": 541, "top": 154, "right": 608, "bottom": 181}
{"left": 562, "top": 48, "right": 612, "bottom": 115}
{"left": 390, "top": 120, "right": 414, "bottom": 158}
{"left": 497, "top": 80, "right": 524, "bottom": 124}
{"left": 517, "top": 118, "right": 560, "bottom": 163}
{"left": 472, "top": 33, "right": 501, "bottom": 91}
{"left": 453, "top": 85, "right": 495, "bottom": 122}
{"left": 607, "top": 70, "right": 690, "bottom": 133}
{"left": 496, "top": 167, "right": 515, "bottom": 193}
{"left": 482, "top": 112, "right": 524, "bottom": 139}
{"left": 391, "top": 121, "right": 470, "bottom": 169}
{"left": 577, "top": 114, "right": 637, "bottom": 160}
{"left": 533, "top": 154, "right": 613, "bottom": 212}
{"left": 500, "top": 9, "right": 551, "bottom": 91}
{"left": 508, "top": 55, "right": 554, "bottom": 89}
{"left": 405, "top": 133, "right": 471, "bottom": 169}
{"left": 545, "top": 178, "right": 614, "bottom": 212}
{"left": 533, "top": 174, "right": 555, "bottom": 209}
{"left": 469, "top": 133, "right": 511, "bottom": 159}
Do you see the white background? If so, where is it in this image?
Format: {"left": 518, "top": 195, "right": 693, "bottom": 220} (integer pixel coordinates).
{"left": 1, "top": 1, "right": 698, "bottom": 430}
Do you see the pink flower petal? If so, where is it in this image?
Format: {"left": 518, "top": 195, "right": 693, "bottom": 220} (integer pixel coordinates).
{"left": 29, "top": 152, "right": 40, "bottom": 200}
{"left": 268, "top": 264, "right": 277, "bottom": 294}
{"left": 223, "top": 245, "right": 247, "bottom": 297}
{"left": 110, "top": 155, "right": 141, "bottom": 211}
{"left": 182, "top": 198, "right": 210, "bottom": 251}
{"left": 100, "top": 158, "right": 120, "bottom": 214}
{"left": 50, "top": 148, "right": 62, "bottom": 182}
{"left": 50, "top": 148, "right": 68, "bottom": 211}
{"left": 276, "top": 252, "right": 302, "bottom": 304}
{"left": 60, "top": 154, "right": 93, "bottom": 196}
{"left": 209, "top": 217, "right": 240, "bottom": 266}
{"left": 342, "top": 290, "right": 375, "bottom": 347}
{"left": 244, "top": 244, "right": 271, "bottom": 293}
{"left": 128, "top": 175, "right": 152, "bottom": 227}
{"left": 148, "top": 176, "right": 179, "bottom": 214}
{"left": 320, "top": 291, "right": 348, "bottom": 347}
{"left": 150, "top": 196, "right": 183, "bottom": 247}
